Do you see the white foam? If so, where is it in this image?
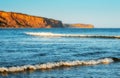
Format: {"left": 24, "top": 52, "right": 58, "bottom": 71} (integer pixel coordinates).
{"left": 25, "top": 32, "right": 63, "bottom": 37}
{"left": 0, "top": 58, "right": 114, "bottom": 73}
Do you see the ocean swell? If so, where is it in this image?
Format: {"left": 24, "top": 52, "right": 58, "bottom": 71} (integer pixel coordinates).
{"left": 25, "top": 32, "right": 120, "bottom": 39}
{"left": 0, "top": 58, "right": 116, "bottom": 73}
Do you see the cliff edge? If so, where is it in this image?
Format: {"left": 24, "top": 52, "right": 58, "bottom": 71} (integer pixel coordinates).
{"left": 0, "top": 11, "right": 63, "bottom": 28}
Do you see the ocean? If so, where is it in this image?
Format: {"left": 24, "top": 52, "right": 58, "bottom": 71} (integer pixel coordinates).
{"left": 0, "top": 28, "right": 120, "bottom": 78}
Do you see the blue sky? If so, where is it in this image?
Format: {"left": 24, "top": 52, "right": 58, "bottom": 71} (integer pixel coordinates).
{"left": 0, "top": 0, "right": 120, "bottom": 28}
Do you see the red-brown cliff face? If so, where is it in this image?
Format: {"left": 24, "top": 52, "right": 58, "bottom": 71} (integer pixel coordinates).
{"left": 0, "top": 11, "right": 63, "bottom": 28}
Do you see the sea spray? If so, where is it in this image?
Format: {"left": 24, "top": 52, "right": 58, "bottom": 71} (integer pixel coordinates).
{"left": 0, "top": 58, "right": 114, "bottom": 73}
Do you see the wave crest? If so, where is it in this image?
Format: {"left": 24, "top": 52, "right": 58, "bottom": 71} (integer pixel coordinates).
{"left": 0, "top": 58, "right": 115, "bottom": 73}
{"left": 25, "top": 32, "right": 120, "bottom": 39}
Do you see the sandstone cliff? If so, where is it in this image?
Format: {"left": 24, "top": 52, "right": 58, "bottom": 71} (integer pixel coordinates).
{"left": 64, "top": 24, "right": 94, "bottom": 28}
{"left": 0, "top": 11, "right": 63, "bottom": 28}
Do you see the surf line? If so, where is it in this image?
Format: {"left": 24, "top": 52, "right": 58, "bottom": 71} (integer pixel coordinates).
{"left": 0, "top": 57, "right": 119, "bottom": 73}
{"left": 25, "top": 32, "right": 120, "bottom": 39}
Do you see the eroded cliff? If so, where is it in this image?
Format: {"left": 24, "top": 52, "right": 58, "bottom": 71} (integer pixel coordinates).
{"left": 0, "top": 11, "right": 63, "bottom": 28}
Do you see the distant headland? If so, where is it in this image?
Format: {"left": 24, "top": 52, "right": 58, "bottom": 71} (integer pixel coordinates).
{"left": 0, "top": 11, "right": 94, "bottom": 28}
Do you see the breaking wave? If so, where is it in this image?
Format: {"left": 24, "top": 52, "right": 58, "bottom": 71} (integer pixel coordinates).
{"left": 25, "top": 32, "right": 120, "bottom": 39}
{"left": 0, "top": 57, "right": 119, "bottom": 73}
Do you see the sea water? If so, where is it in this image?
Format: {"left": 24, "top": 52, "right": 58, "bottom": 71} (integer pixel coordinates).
{"left": 0, "top": 28, "right": 120, "bottom": 78}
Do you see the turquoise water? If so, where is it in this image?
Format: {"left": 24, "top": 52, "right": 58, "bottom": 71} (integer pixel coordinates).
{"left": 0, "top": 28, "right": 120, "bottom": 78}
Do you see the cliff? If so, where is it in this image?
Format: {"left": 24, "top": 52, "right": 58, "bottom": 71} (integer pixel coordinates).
{"left": 0, "top": 11, "right": 94, "bottom": 28}
{"left": 0, "top": 11, "right": 63, "bottom": 28}
{"left": 64, "top": 24, "right": 94, "bottom": 28}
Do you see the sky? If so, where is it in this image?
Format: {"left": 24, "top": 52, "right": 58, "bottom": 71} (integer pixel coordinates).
{"left": 0, "top": 0, "right": 120, "bottom": 28}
